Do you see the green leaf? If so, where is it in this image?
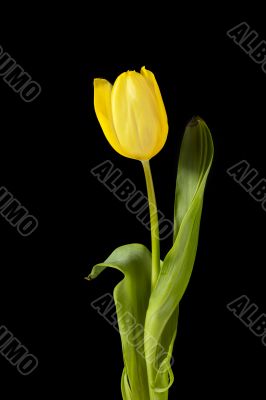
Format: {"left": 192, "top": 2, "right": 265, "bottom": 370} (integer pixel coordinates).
{"left": 87, "top": 243, "right": 152, "bottom": 400}
{"left": 144, "top": 117, "right": 214, "bottom": 399}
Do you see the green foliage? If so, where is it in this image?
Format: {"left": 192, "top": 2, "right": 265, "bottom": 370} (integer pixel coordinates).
{"left": 87, "top": 117, "right": 214, "bottom": 399}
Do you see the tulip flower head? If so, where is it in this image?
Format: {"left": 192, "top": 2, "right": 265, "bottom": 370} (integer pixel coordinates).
{"left": 94, "top": 67, "right": 168, "bottom": 161}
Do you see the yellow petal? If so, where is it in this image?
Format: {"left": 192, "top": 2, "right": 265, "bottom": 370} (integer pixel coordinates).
{"left": 140, "top": 67, "right": 168, "bottom": 153}
{"left": 93, "top": 79, "right": 127, "bottom": 157}
{"left": 111, "top": 71, "right": 161, "bottom": 160}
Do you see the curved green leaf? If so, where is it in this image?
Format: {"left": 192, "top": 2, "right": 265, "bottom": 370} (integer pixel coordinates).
{"left": 144, "top": 117, "right": 214, "bottom": 399}
{"left": 87, "top": 243, "right": 152, "bottom": 400}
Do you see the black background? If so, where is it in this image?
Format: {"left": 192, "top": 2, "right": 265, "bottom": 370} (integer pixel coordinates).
{"left": 0, "top": 7, "right": 265, "bottom": 399}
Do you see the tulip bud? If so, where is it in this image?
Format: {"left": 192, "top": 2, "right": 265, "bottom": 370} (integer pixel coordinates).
{"left": 94, "top": 67, "right": 168, "bottom": 161}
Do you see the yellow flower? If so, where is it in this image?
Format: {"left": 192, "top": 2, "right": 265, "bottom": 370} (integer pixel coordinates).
{"left": 94, "top": 67, "right": 168, "bottom": 161}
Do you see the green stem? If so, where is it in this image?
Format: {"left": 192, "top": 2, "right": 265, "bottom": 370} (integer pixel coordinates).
{"left": 141, "top": 160, "right": 160, "bottom": 290}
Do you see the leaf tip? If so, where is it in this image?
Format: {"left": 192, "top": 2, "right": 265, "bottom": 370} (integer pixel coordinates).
{"left": 187, "top": 115, "right": 203, "bottom": 127}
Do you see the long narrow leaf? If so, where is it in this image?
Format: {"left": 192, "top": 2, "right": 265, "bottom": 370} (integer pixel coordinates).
{"left": 144, "top": 117, "right": 214, "bottom": 399}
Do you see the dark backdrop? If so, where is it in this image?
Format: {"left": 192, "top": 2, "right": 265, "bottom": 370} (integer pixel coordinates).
{"left": 0, "top": 6, "right": 265, "bottom": 399}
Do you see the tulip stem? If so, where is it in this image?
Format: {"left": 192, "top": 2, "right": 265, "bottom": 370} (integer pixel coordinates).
{"left": 141, "top": 160, "right": 160, "bottom": 290}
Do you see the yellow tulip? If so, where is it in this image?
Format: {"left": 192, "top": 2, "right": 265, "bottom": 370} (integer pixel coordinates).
{"left": 94, "top": 67, "right": 168, "bottom": 161}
